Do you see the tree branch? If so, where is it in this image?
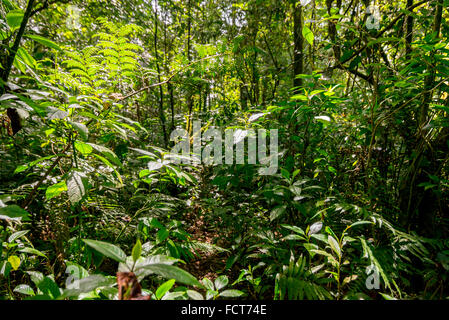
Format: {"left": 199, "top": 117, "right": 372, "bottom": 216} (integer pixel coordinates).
{"left": 118, "top": 53, "right": 224, "bottom": 102}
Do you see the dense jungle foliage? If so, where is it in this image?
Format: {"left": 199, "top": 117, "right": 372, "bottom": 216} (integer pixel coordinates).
{"left": 0, "top": 0, "right": 449, "bottom": 301}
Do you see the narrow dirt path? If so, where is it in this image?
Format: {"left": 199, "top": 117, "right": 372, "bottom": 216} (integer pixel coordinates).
{"left": 183, "top": 207, "right": 228, "bottom": 282}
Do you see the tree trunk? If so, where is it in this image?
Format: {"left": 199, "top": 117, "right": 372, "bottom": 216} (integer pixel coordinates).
{"left": 153, "top": 0, "right": 168, "bottom": 147}
{"left": 292, "top": 0, "right": 304, "bottom": 91}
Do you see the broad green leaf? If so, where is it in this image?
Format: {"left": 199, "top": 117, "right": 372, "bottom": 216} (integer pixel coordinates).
{"left": 6, "top": 9, "right": 23, "bottom": 32}
{"left": 37, "top": 276, "right": 61, "bottom": 299}
{"left": 281, "top": 224, "right": 305, "bottom": 236}
{"left": 132, "top": 239, "right": 142, "bottom": 262}
{"left": 310, "top": 249, "right": 337, "bottom": 261}
{"left": 206, "top": 289, "right": 219, "bottom": 300}
{"left": 14, "top": 155, "right": 56, "bottom": 174}
{"left": 155, "top": 279, "right": 175, "bottom": 300}
{"left": 157, "top": 228, "right": 169, "bottom": 243}
{"left": 148, "top": 161, "right": 164, "bottom": 171}
{"left": 16, "top": 47, "right": 36, "bottom": 68}
{"left": 328, "top": 235, "right": 341, "bottom": 258}
{"left": 92, "top": 154, "right": 123, "bottom": 185}
{"left": 62, "top": 275, "right": 114, "bottom": 298}
{"left": 0, "top": 205, "right": 31, "bottom": 222}
{"left": 25, "top": 34, "right": 61, "bottom": 50}
{"left": 162, "top": 291, "right": 187, "bottom": 300}
{"left": 69, "top": 121, "right": 88, "bottom": 141}
{"left": 8, "top": 230, "right": 29, "bottom": 243}
{"left": 186, "top": 290, "right": 204, "bottom": 300}
{"left": 83, "top": 239, "right": 127, "bottom": 263}
{"left": 26, "top": 271, "right": 44, "bottom": 287}
{"left": 220, "top": 289, "right": 245, "bottom": 297}
{"left": 46, "top": 180, "right": 67, "bottom": 200}
{"left": 138, "top": 264, "right": 202, "bottom": 287}
{"left": 303, "top": 243, "right": 318, "bottom": 257}
{"left": 302, "top": 26, "right": 314, "bottom": 45}
{"left": 67, "top": 171, "right": 86, "bottom": 204}
{"left": 214, "top": 275, "right": 228, "bottom": 291}
{"left": 14, "top": 284, "right": 35, "bottom": 296}
{"left": 282, "top": 234, "right": 306, "bottom": 241}
{"left": 19, "top": 247, "right": 47, "bottom": 258}
{"left": 291, "top": 94, "right": 308, "bottom": 101}
{"left": 74, "top": 141, "right": 93, "bottom": 155}
{"left": 88, "top": 143, "right": 122, "bottom": 167}
{"left": 202, "top": 278, "right": 215, "bottom": 291}
{"left": 0, "top": 261, "right": 12, "bottom": 277}
{"left": 270, "top": 205, "right": 287, "bottom": 221}
{"left": 380, "top": 293, "right": 397, "bottom": 300}
{"left": 308, "top": 222, "right": 323, "bottom": 235}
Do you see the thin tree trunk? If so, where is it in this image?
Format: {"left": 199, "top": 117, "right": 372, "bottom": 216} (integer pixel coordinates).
{"left": 1, "top": 0, "right": 36, "bottom": 89}
{"left": 405, "top": 0, "right": 414, "bottom": 57}
{"left": 153, "top": 0, "right": 168, "bottom": 147}
{"left": 293, "top": 0, "right": 303, "bottom": 91}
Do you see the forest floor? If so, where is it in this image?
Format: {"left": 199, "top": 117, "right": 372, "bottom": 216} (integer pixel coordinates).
{"left": 183, "top": 208, "right": 228, "bottom": 282}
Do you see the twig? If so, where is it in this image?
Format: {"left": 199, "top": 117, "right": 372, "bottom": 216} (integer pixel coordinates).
{"left": 118, "top": 53, "right": 225, "bottom": 102}
{"left": 22, "top": 142, "right": 71, "bottom": 210}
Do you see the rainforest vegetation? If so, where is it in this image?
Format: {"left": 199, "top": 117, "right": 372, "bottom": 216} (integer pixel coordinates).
{"left": 0, "top": 0, "right": 449, "bottom": 300}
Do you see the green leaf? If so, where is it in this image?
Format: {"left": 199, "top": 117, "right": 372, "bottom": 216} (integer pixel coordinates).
{"left": 46, "top": 180, "right": 67, "bottom": 200}
{"left": 380, "top": 293, "right": 397, "bottom": 300}
{"left": 37, "top": 276, "right": 61, "bottom": 299}
{"left": 202, "top": 278, "right": 215, "bottom": 291}
{"left": 6, "top": 9, "right": 24, "bottom": 32}
{"left": 69, "top": 121, "right": 88, "bottom": 141}
{"left": 281, "top": 224, "right": 305, "bottom": 236}
{"left": 67, "top": 171, "right": 86, "bottom": 204}
{"left": 214, "top": 275, "right": 228, "bottom": 291}
{"left": 8, "top": 230, "right": 29, "bottom": 243}
{"left": 132, "top": 239, "right": 142, "bottom": 262}
{"left": 348, "top": 221, "right": 373, "bottom": 229}
{"left": 26, "top": 271, "right": 44, "bottom": 287}
{"left": 0, "top": 261, "right": 12, "bottom": 277}
{"left": 186, "top": 290, "right": 204, "bottom": 300}
{"left": 270, "top": 205, "right": 287, "bottom": 221}
{"left": 155, "top": 279, "right": 176, "bottom": 299}
{"left": 148, "top": 161, "right": 164, "bottom": 171}
{"left": 157, "top": 228, "right": 169, "bottom": 243}
{"left": 0, "top": 205, "right": 31, "bottom": 222}
{"left": 16, "top": 47, "right": 36, "bottom": 68}
{"left": 220, "top": 289, "right": 245, "bottom": 297}
{"left": 74, "top": 141, "right": 93, "bottom": 155}
{"left": 138, "top": 264, "right": 202, "bottom": 287}
{"left": 24, "top": 34, "right": 61, "bottom": 50}
{"left": 83, "top": 239, "right": 127, "bottom": 263}
{"left": 62, "top": 275, "right": 114, "bottom": 298}
{"left": 328, "top": 235, "right": 341, "bottom": 258}
{"left": 92, "top": 154, "right": 123, "bottom": 185}
{"left": 14, "top": 284, "right": 35, "bottom": 296}
{"left": 206, "top": 289, "right": 219, "bottom": 300}
{"left": 291, "top": 94, "right": 308, "bottom": 101}
{"left": 282, "top": 234, "right": 306, "bottom": 241}
{"left": 302, "top": 26, "right": 314, "bottom": 45}
{"left": 14, "top": 155, "right": 57, "bottom": 174}
{"left": 19, "top": 247, "right": 47, "bottom": 258}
